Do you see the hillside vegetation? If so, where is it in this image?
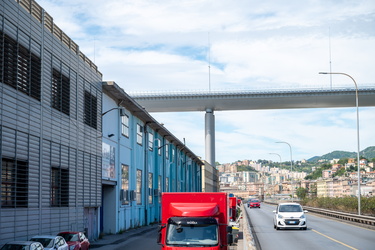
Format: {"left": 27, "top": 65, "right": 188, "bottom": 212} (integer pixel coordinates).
{"left": 308, "top": 146, "right": 375, "bottom": 162}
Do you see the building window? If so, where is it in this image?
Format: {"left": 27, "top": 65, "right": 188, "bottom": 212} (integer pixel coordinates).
{"left": 51, "top": 167, "right": 69, "bottom": 207}
{"left": 148, "top": 133, "right": 154, "bottom": 151}
{"left": 165, "top": 177, "right": 169, "bottom": 192}
{"left": 136, "top": 170, "right": 142, "bottom": 204}
{"left": 136, "top": 124, "right": 143, "bottom": 145}
{"left": 51, "top": 69, "right": 70, "bottom": 115}
{"left": 121, "top": 165, "right": 129, "bottom": 205}
{"left": 166, "top": 143, "right": 169, "bottom": 159}
{"left": 1, "top": 158, "right": 28, "bottom": 208}
{"left": 121, "top": 115, "right": 129, "bottom": 137}
{"left": 158, "top": 175, "right": 161, "bottom": 203}
{"left": 1, "top": 31, "right": 41, "bottom": 101}
{"left": 84, "top": 91, "right": 98, "bottom": 129}
{"left": 149, "top": 173, "right": 153, "bottom": 204}
{"left": 156, "top": 139, "right": 162, "bottom": 155}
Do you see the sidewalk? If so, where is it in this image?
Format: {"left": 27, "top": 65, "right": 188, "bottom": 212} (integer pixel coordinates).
{"left": 90, "top": 224, "right": 159, "bottom": 249}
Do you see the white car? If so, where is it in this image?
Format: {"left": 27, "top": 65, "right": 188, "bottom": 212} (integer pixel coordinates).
{"left": 30, "top": 235, "right": 68, "bottom": 250}
{"left": 273, "top": 203, "right": 308, "bottom": 230}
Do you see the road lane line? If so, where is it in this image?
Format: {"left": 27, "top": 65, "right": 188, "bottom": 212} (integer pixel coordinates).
{"left": 308, "top": 213, "right": 375, "bottom": 232}
{"left": 312, "top": 229, "right": 358, "bottom": 250}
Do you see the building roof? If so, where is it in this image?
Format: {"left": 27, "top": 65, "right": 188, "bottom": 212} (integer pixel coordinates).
{"left": 102, "top": 81, "right": 203, "bottom": 165}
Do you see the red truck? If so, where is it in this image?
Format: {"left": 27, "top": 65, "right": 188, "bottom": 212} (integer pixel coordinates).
{"left": 158, "top": 192, "right": 234, "bottom": 249}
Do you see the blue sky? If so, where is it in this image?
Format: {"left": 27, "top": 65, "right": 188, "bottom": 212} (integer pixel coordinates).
{"left": 38, "top": 0, "right": 375, "bottom": 164}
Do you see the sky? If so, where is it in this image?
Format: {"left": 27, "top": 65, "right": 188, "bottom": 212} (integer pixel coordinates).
{"left": 37, "top": 0, "right": 375, "bottom": 164}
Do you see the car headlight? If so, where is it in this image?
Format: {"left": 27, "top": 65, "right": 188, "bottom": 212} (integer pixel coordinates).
{"left": 300, "top": 214, "right": 305, "bottom": 219}
{"left": 278, "top": 214, "right": 283, "bottom": 219}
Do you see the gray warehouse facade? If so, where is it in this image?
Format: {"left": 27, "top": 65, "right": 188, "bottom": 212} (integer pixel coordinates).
{"left": 0, "top": 0, "right": 102, "bottom": 245}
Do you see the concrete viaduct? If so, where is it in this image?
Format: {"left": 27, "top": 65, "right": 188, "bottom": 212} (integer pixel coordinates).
{"left": 130, "top": 86, "right": 375, "bottom": 166}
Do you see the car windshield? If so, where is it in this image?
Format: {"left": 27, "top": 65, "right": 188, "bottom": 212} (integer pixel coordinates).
{"left": 1, "top": 244, "right": 29, "bottom": 250}
{"left": 30, "top": 238, "right": 54, "bottom": 248}
{"left": 279, "top": 205, "right": 302, "bottom": 212}
{"left": 251, "top": 200, "right": 259, "bottom": 203}
{"left": 166, "top": 224, "right": 218, "bottom": 246}
{"left": 58, "top": 233, "right": 79, "bottom": 241}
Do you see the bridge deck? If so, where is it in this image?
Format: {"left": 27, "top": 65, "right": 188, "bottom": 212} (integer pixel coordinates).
{"left": 130, "top": 87, "right": 375, "bottom": 112}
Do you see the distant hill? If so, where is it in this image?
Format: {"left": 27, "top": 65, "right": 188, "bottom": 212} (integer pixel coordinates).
{"left": 308, "top": 146, "right": 375, "bottom": 162}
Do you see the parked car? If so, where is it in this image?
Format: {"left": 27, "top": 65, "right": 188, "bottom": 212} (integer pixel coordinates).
{"left": 57, "top": 232, "right": 90, "bottom": 250}
{"left": 0, "top": 241, "right": 44, "bottom": 250}
{"left": 249, "top": 199, "right": 261, "bottom": 208}
{"left": 30, "top": 236, "right": 68, "bottom": 250}
{"left": 273, "top": 203, "right": 308, "bottom": 230}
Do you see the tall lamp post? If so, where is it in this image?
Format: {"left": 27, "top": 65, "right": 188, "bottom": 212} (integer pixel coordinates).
{"left": 269, "top": 153, "right": 282, "bottom": 163}
{"left": 269, "top": 153, "right": 282, "bottom": 198}
{"left": 276, "top": 141, "right": 294, "bottom": 202}
{"left": 319, "top": 72, "right": 361, "bottom": 215}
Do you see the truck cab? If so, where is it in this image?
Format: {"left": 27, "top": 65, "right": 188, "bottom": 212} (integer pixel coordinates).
{"left": 166, "top": 217, "right": 218, "bottom": 247}
{"left": 158, "top": 192, "right": 234, "bottom": 250}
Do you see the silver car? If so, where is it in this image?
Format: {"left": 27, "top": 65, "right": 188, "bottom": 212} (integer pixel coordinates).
{"left": 29, "top": 236, "right": 68, "bottom": 250}
{"left": 0, "top": 241, "right": 44, "bottom": 250}
{"left": 273, "top": 203, "right": 308, "bottom": 230}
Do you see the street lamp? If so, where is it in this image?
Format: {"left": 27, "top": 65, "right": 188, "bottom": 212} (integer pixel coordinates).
{"left": 276, "top": 141, "right": 294, "bottom": 202}
{"left": 269, "top": 153, "right": 282, "bottom": 163}
{"left": 319, "top": 72, "right": 361, "bottom": 215}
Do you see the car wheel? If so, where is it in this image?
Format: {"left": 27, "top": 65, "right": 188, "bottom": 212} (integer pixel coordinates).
{"left": 303, "top": 227, "right": 307, "bottom": 230}
{"left": 276, "top": 226, "right": 280, "bottom": 230}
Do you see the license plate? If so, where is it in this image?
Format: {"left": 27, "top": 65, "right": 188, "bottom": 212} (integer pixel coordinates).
{"left": 289, "top": 221, "right": 296, "bottom": 224}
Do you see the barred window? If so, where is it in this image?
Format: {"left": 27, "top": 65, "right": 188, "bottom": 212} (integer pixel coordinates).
{"left": 51, "top": 69, "right": 70, "bottom": 115}
{"left": 84, "top": 91, "right": 98, "bottom": 129}
{"left": 1, "top": 158, "right": 28, "bottom": 208}
{"left": 1, "top": 31, "right": 41, "bottom": 100}
{"left": 51, "top": 167, "right": 69, "bottom": 207}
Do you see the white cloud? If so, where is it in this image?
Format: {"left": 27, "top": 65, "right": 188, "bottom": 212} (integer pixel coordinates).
{"left": 37, "top": 0, "right": 375, "bottom": 163}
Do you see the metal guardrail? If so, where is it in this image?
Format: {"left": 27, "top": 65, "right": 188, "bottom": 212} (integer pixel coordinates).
{"left": 240, "top": 204, "right": 257, "bottom": 250}
{"left": 302, "top": 206, "right": 375, "bottom": 227}
{"left": 264, "top": 200, "right": 375, "bottom": 227}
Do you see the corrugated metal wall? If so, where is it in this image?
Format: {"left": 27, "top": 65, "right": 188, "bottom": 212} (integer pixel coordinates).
{"left": 0, "top": 0, "right": 102, "bottom": 244}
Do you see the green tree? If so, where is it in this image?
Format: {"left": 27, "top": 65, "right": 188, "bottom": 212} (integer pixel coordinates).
{"left": 296, "top": 187, "right": 308, "bottom": 199}
{"left": 338, "top": 158, "right": 348, "bottom": 165}
{"left": 333, "top": 167, "right": 346, "bottom": 177}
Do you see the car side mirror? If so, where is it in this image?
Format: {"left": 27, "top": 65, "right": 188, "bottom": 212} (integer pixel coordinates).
{"left": 272, "top": 210, "right": 276, "bottom": 213}
{"left": 304, "top": 210, "right": 308, "bottom": 213}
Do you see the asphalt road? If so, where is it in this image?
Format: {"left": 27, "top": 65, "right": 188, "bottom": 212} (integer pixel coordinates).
{"left": 245, "top": 203, "right": 375, "bottom": 250}
{"left": 112, "top": 227, "right": 159, "bottom": 250}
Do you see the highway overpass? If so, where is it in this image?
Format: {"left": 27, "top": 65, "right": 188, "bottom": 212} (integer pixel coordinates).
{"left": 130, "top": 86, "right": 375, "bottom": 166}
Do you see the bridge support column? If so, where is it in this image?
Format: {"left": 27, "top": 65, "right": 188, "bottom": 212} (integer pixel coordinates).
{"left": 205, "top": 109, "right": 215, "bottom": 166}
